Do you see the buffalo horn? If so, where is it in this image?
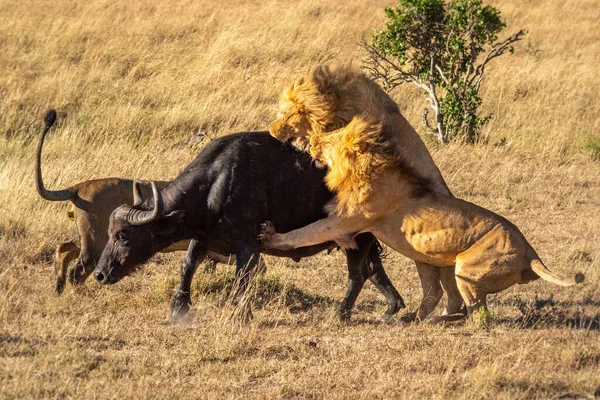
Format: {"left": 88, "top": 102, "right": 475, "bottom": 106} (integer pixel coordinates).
{"left": 125, "top": 181, "right": 163, "bottom": 225}
{"left": 132, "top": 179, "right": 144, "bottom": 206}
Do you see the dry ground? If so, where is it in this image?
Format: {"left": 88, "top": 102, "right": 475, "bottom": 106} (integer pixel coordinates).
{"left": 1, "top": 0, "right": 600, "bottom": 398}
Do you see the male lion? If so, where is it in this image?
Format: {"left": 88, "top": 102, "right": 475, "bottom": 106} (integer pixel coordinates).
{"left": 264, "top": 64, "right": 465, "bottom": 322}
{"left": 261, "top": 65, "right": 584, "bottom": 320}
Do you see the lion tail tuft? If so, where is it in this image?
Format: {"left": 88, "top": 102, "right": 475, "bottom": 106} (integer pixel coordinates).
{"left": 529, "top": 258, "right": 584, "bottom": 287}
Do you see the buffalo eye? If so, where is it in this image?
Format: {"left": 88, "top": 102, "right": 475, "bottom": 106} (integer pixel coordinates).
{"left": 116, "top": 231, "right": 127, "bottom": 242}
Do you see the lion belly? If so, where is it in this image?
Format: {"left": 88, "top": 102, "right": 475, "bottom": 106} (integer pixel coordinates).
{"left": 371, "top": 196, "right": 501, "bottom": 267}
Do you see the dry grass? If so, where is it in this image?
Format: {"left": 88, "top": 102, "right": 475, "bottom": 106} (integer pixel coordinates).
{"left": 1, "top": 0, "right": 600, "bottom": 398}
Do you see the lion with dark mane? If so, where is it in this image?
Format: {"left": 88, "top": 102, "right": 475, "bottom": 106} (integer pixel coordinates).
{"left": 261, "top": 64, "right": 583, "bottom": 321}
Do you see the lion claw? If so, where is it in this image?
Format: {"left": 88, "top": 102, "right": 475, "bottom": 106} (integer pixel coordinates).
{"left": 400, "top": 311, "right": 417, "bottom": 323}
{"left": 258, "top": 221, "right": 276, "bottom": 244}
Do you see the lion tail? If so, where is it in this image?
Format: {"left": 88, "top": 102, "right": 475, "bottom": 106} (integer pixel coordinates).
{"left": 529, "top": 258, "right": 584, "bottom": 287}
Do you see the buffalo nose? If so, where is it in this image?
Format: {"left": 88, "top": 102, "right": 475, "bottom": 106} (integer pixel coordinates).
{"left": 95, "top": 270, "right": 106, "bottom": 284}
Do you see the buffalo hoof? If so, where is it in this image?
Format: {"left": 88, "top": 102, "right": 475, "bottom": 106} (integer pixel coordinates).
{"left": 170, "top": 291, "right": 191, "bottom": 320}
{"left": 337, "top": 306, "right": 352, "bottom": 324}
{"left": 381, "top": 299, "right": 405, "bottom": 322}
{"left": 234, "top": 303, "right": 253, "bottom": 324}
{"left": 400, "top": 311, "right": 417, "bottom": 323}
{"left": 54, "top": 278, "right": 65, "bottom": 295}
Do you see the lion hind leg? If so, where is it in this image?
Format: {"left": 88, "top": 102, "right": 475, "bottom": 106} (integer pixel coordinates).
{"left": 454, "top": 273, "right": 488, "bottom": 317}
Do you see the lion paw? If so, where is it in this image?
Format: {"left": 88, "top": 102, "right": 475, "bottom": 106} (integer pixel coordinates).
{"left": 258, "top": 221, "right": 277, "bottom": 247}
{"left": 400, "top": 311, "right": 417, "bottom": 323}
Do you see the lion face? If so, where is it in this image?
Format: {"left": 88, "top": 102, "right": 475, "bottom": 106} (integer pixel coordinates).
{"left": 269, "top": 104, "right": 312, "bottom": 142}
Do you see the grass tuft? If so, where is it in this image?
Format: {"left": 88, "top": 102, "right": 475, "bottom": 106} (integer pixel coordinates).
{"left": 583, "top": 136, "right": 600, "bottom": 161}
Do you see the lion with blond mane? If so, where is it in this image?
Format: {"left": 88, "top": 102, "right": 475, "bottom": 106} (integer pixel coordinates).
{"left": 261, "top": 65, "right": 584, "bottom": 321}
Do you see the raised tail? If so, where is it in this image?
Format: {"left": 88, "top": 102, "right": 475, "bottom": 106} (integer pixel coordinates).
{"left": 529, "top": 258, "right": 584, "bottom": 287}
{"left": 35, "top": 109, "right": 77, "bottom": 201}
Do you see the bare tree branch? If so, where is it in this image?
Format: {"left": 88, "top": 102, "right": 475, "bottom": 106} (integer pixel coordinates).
{"left": 469, "top": 29, "right": 526, "bottom": 88}
{"left": 435, "top": 64, "right": 450, "bottom": 87}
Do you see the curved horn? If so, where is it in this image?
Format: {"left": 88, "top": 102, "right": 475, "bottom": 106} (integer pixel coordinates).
{"left": 132, "top": 179, "right": 144, "bottom": 206}
{"left": 126, "top": 181, "right": 163, "bottom": 226}
{"left": 35, "top": 109, "right": 77, "bottom": 202}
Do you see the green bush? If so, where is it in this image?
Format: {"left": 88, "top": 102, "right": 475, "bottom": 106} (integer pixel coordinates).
{"left": 583, "top": 136, "right": 600, "bottom": 161}
{"left": 364, "top": 0, "right": 525, "bottom": 143}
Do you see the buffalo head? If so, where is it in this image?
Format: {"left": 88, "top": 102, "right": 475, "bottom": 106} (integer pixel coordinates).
{"left": 94, "top": 181, "right": 184, "bottom": 284}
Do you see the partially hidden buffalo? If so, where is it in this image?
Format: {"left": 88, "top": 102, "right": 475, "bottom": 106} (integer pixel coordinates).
{"left": 79, "top": 112, "right": 405, "bottom": 321}
{"left": 36, "top": 110, "right": 230, "bottom": 295}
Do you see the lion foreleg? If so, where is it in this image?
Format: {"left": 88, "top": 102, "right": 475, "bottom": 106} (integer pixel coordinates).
{"left": 439, "top": 265, "right": 465, "bottom": 315}
{"left": 259, "top": 215, "right": 371, "bottom": 251}
{"left": 401, "top": 263, "right": 443, "bottom": 323}
{"left": 54, "top": 241, "right": 80, "bottom": 294}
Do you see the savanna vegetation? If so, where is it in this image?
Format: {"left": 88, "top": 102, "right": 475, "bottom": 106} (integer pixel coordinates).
{"left": 1, "top": 0, "right": 599, "bottom": 398}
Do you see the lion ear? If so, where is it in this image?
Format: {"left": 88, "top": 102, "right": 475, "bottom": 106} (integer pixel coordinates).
{"left": 293, "top": 78, "right": 304, "bottom": 91}
{"left": 354, "top": 142, "right": 367, "bottom": 153}
{"left": 348, "top": 139, "right": 366, "bottom": 153}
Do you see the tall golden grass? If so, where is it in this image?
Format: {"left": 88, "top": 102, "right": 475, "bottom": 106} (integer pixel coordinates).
{"left": 1, "top": 0, "right": 599, "bottom": 398}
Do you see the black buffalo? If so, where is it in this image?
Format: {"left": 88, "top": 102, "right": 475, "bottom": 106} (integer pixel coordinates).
{"left": 94, "top": 130, "right": 404, "bottom": 321}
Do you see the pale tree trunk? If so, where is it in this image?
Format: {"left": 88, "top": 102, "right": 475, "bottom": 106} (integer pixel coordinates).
{"left": 427, "top": 56, "right": 446, "bottom": 144}
{"left": 410, "top": 57, "right": 447, "bottom": 143}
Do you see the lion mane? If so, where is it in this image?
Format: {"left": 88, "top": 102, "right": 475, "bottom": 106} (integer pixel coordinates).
{"left": 309, "top": 117, "right": 400, "bottom": 217}
{"left": 281, "top": 64, "right": 400, "bottom": 135}
{"left": 279, "top": 64, "right": 433, "bottom": 216}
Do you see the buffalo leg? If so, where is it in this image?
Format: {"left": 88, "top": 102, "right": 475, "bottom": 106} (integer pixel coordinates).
{"left": 232, "top": 240, "right": 261, "bottom": 305}
{"left": 339, "top": 234, "right": 405, "bottom": 322}
{"left": 365, "top": 239, "right": 405, "bottom": 321}
{"left": 229, "top": 239, "right": 263, "bottom": 323}
{"left": 170, "top": 239, "right": 207, "bottom": 320}
{"left": 338, "top": 244, "right": 369, "bottom": 323}
{"left": 54, "top": 241, "right": 80, "bottom": 294}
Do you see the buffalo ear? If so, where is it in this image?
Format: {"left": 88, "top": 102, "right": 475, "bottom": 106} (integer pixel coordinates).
{"left": 151, "top": 210, "right": 186, "bottom": 237}
{"left": 163, "top": 210, "right": 185, "bottom": 224}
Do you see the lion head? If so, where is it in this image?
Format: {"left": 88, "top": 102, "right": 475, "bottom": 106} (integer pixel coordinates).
{"left": 270, "top": 63, "right": 450, "bottom": 215}
{"left": 269, "top": 64, "right": 393, "bottom": 142}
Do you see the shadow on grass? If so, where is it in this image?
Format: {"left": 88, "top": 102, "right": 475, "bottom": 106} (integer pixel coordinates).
{"left": 191, "top": 270, "right": 334, "bottom": 313}
{"left": 0, "top": 334, "right": 41, "bottom": 357}
{"left": 498, "top": 296, "right": 600, "bottom": 331}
